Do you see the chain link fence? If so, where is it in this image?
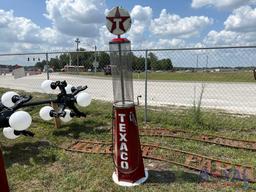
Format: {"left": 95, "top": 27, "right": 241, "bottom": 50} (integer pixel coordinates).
{"left": 1, "top": 46, "right": 256, "bottom": 127}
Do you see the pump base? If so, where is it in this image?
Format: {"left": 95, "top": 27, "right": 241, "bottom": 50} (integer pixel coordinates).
{"left": 112, "top": 170, "right": 148, "bottom": 187}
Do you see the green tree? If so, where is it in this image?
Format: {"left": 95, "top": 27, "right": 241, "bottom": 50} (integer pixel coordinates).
{"left": 35, "top": 60, "right": 46, "bottom": 71}
{"left": 158, "top": 58, "right": 173, "bottom": 70}
{"left": 49, "top": 57, "right": 60, "bottom": 71}
{"left": 79, "top": 48, "right": 94, "bottom": 70}
{"left": 59, "top": 53, "right": 70, "bottom": 68}
{"left": 132, "top": 55, "right": 145, "bottom": 71}
{"left": 98, "top": 52, "right": 110, "bottom": 70}
{"left": 148, "top": 52, "right": 158, "bottom": 70}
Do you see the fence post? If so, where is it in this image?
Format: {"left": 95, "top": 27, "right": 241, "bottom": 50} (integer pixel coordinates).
{"left": 46, "top": 53, "right": 49, "bottom": 80}
{"left": 144, "top": 50, "right": 148, "bottom": 123}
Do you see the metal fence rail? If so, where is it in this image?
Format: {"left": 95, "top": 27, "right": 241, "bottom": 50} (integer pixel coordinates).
{"left": 0, "top": 46, "right": 256, "bottom": 123}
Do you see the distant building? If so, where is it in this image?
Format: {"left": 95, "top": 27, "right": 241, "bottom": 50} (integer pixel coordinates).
{"left": 0, "top": 64, "right": 11, "bottom": 74}
{"left": 62, "top": 65, "right": 85, "bottom": 72}
{"left": 14, "top": 64, "right": 22, "bottom": 69}
{"left": 210, "top": 68, "right": 237, "bottom": 72}
{"left": 26, "top": 66, "right": 42, "bottom": 75}
{"left": 43, "top": 65, "right": 54, "bottom": 73}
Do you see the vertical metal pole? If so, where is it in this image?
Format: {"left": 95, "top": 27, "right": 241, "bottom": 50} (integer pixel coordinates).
{"left": 196, "top": 55, "right": 199, "bottom": 71}
{"left": 46, "top": 53, "right": 49, "bottom": 80}
{"left": 206, "top": 55, "right": 208, "bottom": 70}
{"left": 75, "top": 38, "right": 80, "bottom": 74}
{"left": 69, "top": 53, "right": 72, "bottom": 66}
{"left": 118, "top": 42, "right": 125, "bottom": 105}
{"left": 76, "top": 49, "right": 79, "bottom": 74}
{"left": 144, "top": 50, "right": 148, "bottom": 123}
{"left": 94, "top": 45, "right": 97, "bottom": 74}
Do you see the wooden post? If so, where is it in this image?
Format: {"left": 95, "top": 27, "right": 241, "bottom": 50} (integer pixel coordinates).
{"left": 51, "top": 102, "right": 61, "bottom": 129}
{"left": 0, "top": 147, "right": 9, "bottom": 192}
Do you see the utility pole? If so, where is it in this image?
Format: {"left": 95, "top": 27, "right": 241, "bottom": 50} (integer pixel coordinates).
{"left": 46, "top": 53, "right": 49, "bottom": 80}
{"left": 196, "top": 55, "right": 199, "bottom": 71}
{"left": 94, "top": 45, "right": 97, "bottom": 73}
{"left": 94, "top": 45, "right": 97, "bottom": 58}
{"left": 75, "top": 38, "right": 80, "bottom": 73}
{"left": 206, "top": 55, "right": 208, "bottom": 71}
{"left": 69, "top": 53, "right": 72, "bottom": 66}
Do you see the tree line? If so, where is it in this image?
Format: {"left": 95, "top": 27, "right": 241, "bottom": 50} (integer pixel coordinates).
{"left": 35, "top": 49, "right": 173, "bottom": 72}
{"left": 132, "top": 52, "right": 173, "bottom": 71}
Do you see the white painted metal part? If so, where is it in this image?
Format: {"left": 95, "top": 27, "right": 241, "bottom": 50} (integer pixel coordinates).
{"left": 112, "top": 170, "right": 148, "bottom": 187}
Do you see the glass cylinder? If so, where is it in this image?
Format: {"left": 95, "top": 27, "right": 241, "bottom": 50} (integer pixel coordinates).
{"left": 109, "top": 38, "right": 134, "bottom": 107}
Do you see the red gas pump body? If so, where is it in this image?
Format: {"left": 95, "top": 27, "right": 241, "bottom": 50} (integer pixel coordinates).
{"left": 113, "top": 104, "right": 145, "bottom": 183}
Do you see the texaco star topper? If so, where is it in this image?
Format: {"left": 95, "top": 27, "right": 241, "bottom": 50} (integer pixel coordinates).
{"left": 106, "top": 6, "right": 131, "bottom": 36}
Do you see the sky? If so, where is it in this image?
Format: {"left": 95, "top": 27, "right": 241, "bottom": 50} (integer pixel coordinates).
{"left": 0, "top": 0, "right": 256, "bottom": 61}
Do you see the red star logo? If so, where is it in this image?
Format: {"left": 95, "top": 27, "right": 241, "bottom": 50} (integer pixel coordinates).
{"left": 106, "top": 7, "right": 130, "bottom": 34}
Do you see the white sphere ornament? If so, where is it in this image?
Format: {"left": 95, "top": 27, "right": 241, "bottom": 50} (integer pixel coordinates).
{"left": 41, "top": 80, "right": 54, "bottom": 93}
{"left": 9, "top": 111, "right": 32, "bottom": 131}
{"left": 1, "top": 91, "right": 19, "bottom": 108}
{"left": 39, "top": 106, "right": 54, "bottom": 121}
{"left": 76, "top": 92, "right": 92, "bottom": 107}
{"left": 60, "top": 109, "right": 73, "bottom": 123}
{"left": 3, "top": 127, "right": 20, "bottom": 139}
{"left": 65, "top": 84, "right": 74, "bottom": 94}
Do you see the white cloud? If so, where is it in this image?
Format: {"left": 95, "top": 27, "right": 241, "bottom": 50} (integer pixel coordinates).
{"left": 149, "top": 38, "right": 186, "bottom": 49}
{"left": 123, "top": 6, "right": 189, "bottom": 49}
{"left": 39, "top": 27, "right": 74, "bottom": 49}
{"left": 128, "top": 5, "right": 152, "bottom": 43}
{"left": 224, "top": 6, "right": 256, "bottom": 32}
{"left": 0, "top": 10, "right": 41, "bottom": 44}
{"left": 203, "top": 30, "right": 256, "bottom": 46}
{"left": 0, "top": 9, "right": 76, "bottom": 54}
{"left": 130, "top": 5, "right": 152, "bottom": 22}
{"left": 150, "top": 9, "right": 213, "bottom": 38}
{"left": 203, "top": 5, "right": 256, "bottom": 46}
{"left": 44, "top": 0, "right": 106, "bottom": 37}
{"left": 0, "top": 3, "right": 214, "bottom": 55}
{"left": 0, "top": 2, "right": 110, "bottom": 57}
{"left": 96, "top": 25, "right": 115, "bottom": 50}
{"left": 204, "top": 30, "right": 239, "bottom": 45}
{"left": 191, "top": 0, "right": 255, "bottom": 9}
{"left": 128, "top": 38, "right": 185, "bottom": 50}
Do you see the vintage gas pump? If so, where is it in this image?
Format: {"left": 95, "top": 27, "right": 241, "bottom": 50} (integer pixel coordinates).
{"left": 106, "top": 6, "right": 148, "bottom": 186}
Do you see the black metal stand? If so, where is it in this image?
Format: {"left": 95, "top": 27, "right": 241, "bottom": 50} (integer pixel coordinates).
{"left": 0, "top": 80, "right": 88, "bottom": 135}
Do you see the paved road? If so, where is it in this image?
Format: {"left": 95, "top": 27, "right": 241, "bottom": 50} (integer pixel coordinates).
{"left": 0, "top": 73, "right": 256, "bottom": 114}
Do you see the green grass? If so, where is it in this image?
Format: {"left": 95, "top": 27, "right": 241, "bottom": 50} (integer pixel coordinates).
{"left": 0, "top": 88, "right": 256, "bottom": 191}
{"left": 64, "top": 70, "right": 256, "bottom": 82}
{"left": 144, "top": 71, "right": 255, "bottom": 82}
